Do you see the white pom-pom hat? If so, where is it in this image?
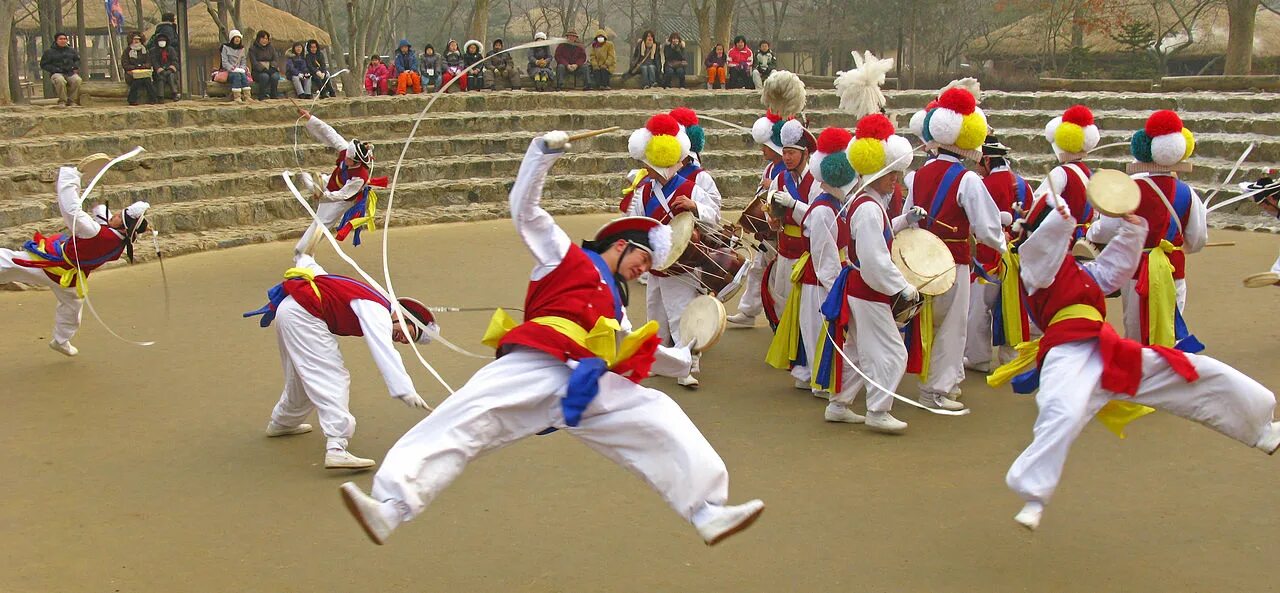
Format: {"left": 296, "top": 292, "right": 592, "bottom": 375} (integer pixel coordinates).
{"left": 751, "top": 111, "right": 783, "bottom": 154}
{"left": 1044, "top": 104, "right": 1100, "bottom": 162}
{"left": 1127, "top": 110, "right": 1196, "bottom": 174}
{"left": 628, "top": 113, "right": 691, "bottom": 179}
{"left": 919, "top": 85, "right": 987, "bottom": 160}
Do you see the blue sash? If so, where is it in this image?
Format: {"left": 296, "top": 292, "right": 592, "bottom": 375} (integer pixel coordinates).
{"left": 584, "top": 249, "right": 625, "bottom": 321}
{"left": 643, "top": 174, "right": 689, "bottom": 219}
{"left": 1164, "top": 181, "right": 1193, "bottom": 243}
{"left": 926, "top": 162, "right": 966, "bottom": 230}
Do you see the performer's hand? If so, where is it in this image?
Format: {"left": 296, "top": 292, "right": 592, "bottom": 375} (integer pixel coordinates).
{"left": 769, "top": 190, "right": 796, "bottom": 210}
{"left": 1056, "top": 204, "right": 1070, "bottom": 220}
{"left": 670, "top": 195, "right": 697, "bottom": 214}
{"left": 1122, "top": 213, "right": 1143, "bottom": 226}
{"left": 397, "top": 392, "right": 430, "bottom": 410}
{"left": 905, "top": 206, "right": 927, "bottom": 223}
{"left": 542, "top": 130, "right": 570, "bottom": 151}
{"left": 297, "top": 108, "right": 311, "bottom": 120}
{"left": 898, "top": 284, "right": 919, "bottom": 302}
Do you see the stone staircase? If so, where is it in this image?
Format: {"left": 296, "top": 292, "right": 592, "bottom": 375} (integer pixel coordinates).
{"left": 1, "top": 89, "right": 1277, "bottom": 264}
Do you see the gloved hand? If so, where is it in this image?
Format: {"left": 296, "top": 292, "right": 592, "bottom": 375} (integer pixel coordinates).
{"left": 999, "top": 211, "right": 1013, "bottom": 227}
{"left": 905, "top": 206, "right": 927, "bottom": 224}
{"left": 897, "top": 284, "right": 919, "bottom": 302}
{"left": 299, "top": 170, "right": 321, "bottom": 197}
{"left": 542, "top": 130, "right": 571, "bottom": 152}
{"left": 397, "top": 392, "right": 430, "bottom": 410}
{"left": 1010, "top": 217, "right": 1026, "bottom": 236}
{"left": 770, "top": 190, "right": 797, "bottom": 210}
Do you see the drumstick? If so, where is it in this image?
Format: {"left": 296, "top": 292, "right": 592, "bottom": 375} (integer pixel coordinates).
{"left": 1205, "top": 241, "right": 1236, "bottom": 247}
{"left": 930, "top": 220, "right": 959, "bottom": 232}
{"left": 567, "top": 127, "right": 620, "bottom": 142}
{"left": 288, "top": 96, "right": 302, "bottom": 110}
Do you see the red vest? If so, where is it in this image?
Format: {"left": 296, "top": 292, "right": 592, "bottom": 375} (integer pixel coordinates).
{"left": 912, "top": 159, "right": 972, "bottom": 264}
{"left": 284, "top": 274, "right": 391, "bottom": 336}
{"left": 1133, "top": 175, "right": 1191, "bottom": 279}
{"left": 776, "top": 168, "right": 816, "bottom": 259}
{"left": 328, "top": 151, "right": 372, "bottom": 192}
{"left": 844, "top": 194, "right": 894, "bottom": 304}
{"left": 638, "top": 176, "right": 698, "bottom": 224}
{"left": 16, "top": 226, "right": 126, "bottom": 285}
{"left": 1056, "top": 162, "right": 1092, "bottom": 229}
{"left": 974, "top": 169, "right": 1033, "bottom": 274}
{"left": 798, "top": 193, "right": 849, "bottom": 286}
{"left": 498, "top": 245, "right": 621, "bottom": 362}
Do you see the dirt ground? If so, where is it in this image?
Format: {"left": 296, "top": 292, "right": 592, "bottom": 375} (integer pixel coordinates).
{"left": 4, "top": 215, "right": 1280, "bottom": 593}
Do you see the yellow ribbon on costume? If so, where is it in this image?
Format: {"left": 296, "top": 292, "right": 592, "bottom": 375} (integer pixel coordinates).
{"left": 1096, "top": 400, "right": 1156, "bottom": 439}
{"left": 283, "top": 267, "right": 322, "bottom": 300}
{"left": 810, "top": 318, "right": 835, "bottom": 392}
{"left": 481, "top": 308, "right": 660, "bottom": 368}
{"left": 621, "top": 169, "right": 646, "bottom": 202}
{"left": 1145, "top": 239, "right": 1180, "bottom": 348}
{"left": 25, "top": 243, "right": 90, "bottom": 298}
{"left": 344, "top": 189, "right": 379, "bottom": 236}
{"left": 765, "top": 252, "right": 810, "bottom": 369}
{"left": 917, "top": 295, "right": 934, "bottom": 381}
{"left": 782, "top": 224, "right": 804, "bottom": 238}
{"left": 999, "top": 250, "right": 1026, "bottom": 345}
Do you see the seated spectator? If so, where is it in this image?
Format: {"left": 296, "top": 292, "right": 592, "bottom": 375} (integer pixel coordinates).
{"left": 220, "top": 29, "right": 250, "bottom": 102}
{"left": 753, "top": 40, "right": 776, "bottom": 88}
{"left": 284, "top": 42, "right": 311, "bottom": 98}
{"left": 122, "top": 32, "right": 158, "bottom": 105}
{"left": 419, "top": 44, "right": 442, "bottom": 90}
{"left": 304, "top": 39, "right": 336, "bottom": 98}
{"left": 630, "top": 30, "right": 660, "bottom": 89}
{"left": 249, "top": 30, "right": 282, "bottom": 100}
{"left": 147, "top": 12, "right": 178, "bottom": 50}
{"left": 149, "top": 33, "right": 180, "bottom": 101}
{"left": 364, "top": 55, "right": 390, "bottom": 95}
{"left": 662, "top": 32, "right": 687, "bottom": 88}
{"left": 441, "top": 39, "right": 467, "bottom": 91}
{"left": 705, "top": 43, "right": 727, "bottom": 90}
{"left": 527, "top": 33, "right": 555, "bottom": 92}
{"left": 587, "top": 29, "right": 615, "bottom": 90}
{"left": 487, "top": 38, "right": 520, "bottom": 91}
{"left": 40, "top": 31, "right": 82, "bottom": 107}
{"left": 393, "top": 39, "right": 422, "bottom": 94}
{"left": 727, "top": 35, "right": 753, "bottom": 89}
{"left": 554, "top": 30, "right": 586, "bottom": 90}
{"left": 462, "top": 40, "right": 486, "bottom": 90}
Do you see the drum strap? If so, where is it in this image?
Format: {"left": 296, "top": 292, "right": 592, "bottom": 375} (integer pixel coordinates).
{"left": 1062, "top": 163, "right": 1092, "bottom": 223}
{"left": 585, "top": 249, "right": 625, "bottom": 320}
{"left": 643, "top": 173, "right": 690, "bottom": 221}
{"left": 926, "top": 162, "right": 966, "bottom": 230}
{"left": 1162, "top": 181, "right": 1193, "bottom": 243}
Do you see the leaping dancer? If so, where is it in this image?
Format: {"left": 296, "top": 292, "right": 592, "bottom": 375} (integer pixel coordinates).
{"left": 294, "top": 109, "right": 388, "bottom": 255}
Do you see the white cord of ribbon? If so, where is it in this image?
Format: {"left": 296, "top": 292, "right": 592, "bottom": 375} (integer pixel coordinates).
{"left": 1206, "top": 184, "right": 1275, "bottom": 214}
{"left": 291, "top": 68, "right": 351, "bottom": 170}
{"left": 1203, "top": 142, "right": 1254, "bottom": 207}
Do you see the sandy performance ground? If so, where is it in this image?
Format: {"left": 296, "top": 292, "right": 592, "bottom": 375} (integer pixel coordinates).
{"left": 4, "top": 215, "right": 1280, "bottom": 593}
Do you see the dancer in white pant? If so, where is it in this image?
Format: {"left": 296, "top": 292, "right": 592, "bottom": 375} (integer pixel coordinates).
{"left": 727, "top": 113, "right": 785, "bottom": 327}
{"left": 338, "top": 133, "right": 765, "bottom": 547}
{"left": 990, "top": 199, "right": 1279, "bottom": 531}
{"left": 0, "top": 157, "right": 150, "bottom": 356}
{"left": 293, "top": 109, "right": 388, "bottom": 255}
{"left": 245, "top": 252, "right": 437, "bottom": 470}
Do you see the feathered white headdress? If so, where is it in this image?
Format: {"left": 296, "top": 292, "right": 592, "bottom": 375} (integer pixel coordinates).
{"left": 761, "top": 70, "right": 806, "bottom": 119}
{"left": 834, "top": 51, "right": 894, "bottom": 118}
{"left": 941, "top": 77, "right": 982, "bottom": 104}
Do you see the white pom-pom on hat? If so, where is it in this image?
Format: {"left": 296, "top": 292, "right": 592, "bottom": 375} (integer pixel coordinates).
{"left": 1151, "top": 133, "right": 1188, "bottom": 166}
{"left": 751, "top": 116, "right": 775, "bottom": 145}
{"left": 780, "top": 119, "right": 806, "bottom": 148}
{"left": 648, "top": 224, "right": 672, "bottom": 268}
{"left": 1044, "top": 116, "right": 1063, "bottom": 144}
{"left": 807, "top": 150, "right": 829, "bottom": 182}
{"left": 884, "top": 135, "right": 914, "bottom": 172}
{"left": 926, "top": 108, "right": 963, "bottom": 146}
{"left": 125, "top": 201, "right": 150, "bottom": 219}
{"left": 908, "top": 110, "right": 928, "bottom": 138}
{"left": 1083, "top": 124, "right": 1100, "bottom": 152}
{"left": 628, "top": 128, "right": 651, "bottom": 161}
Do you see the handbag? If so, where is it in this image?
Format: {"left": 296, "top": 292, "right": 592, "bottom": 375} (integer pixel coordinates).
{"left": 129, "top": 68, "right": 152, "bottom": 79}
{"left": 211, "top": 69, "right": 229, "bottom": 83}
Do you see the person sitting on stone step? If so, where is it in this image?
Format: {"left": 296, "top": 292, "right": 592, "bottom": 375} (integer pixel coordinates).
{"left": 487, "top": 38, "right": 520, "bottom": 91}
{"left": 249, "top": 30, "right": 283, "bottom": 100}
{"left": 122, "top": 32, "right": 158, "bottom": 106}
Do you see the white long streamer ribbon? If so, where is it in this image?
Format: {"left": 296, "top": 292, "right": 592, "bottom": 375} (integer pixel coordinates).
{"left": 826, "top": 332, "right": 971, "bottom": 416}
{"left": 1203, "top": 142, "right": 1254, "bottom": 207}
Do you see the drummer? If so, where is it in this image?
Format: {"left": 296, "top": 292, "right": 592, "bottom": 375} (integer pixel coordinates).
{"left": 1087, "top": 110, "right": 1206, "bottom": 350}
{"left": 902, "top": 85, "right": 1007, "bottom": 411}
{"left": 1035, "top": 105, "right": 1101, "bottom": 245}
{"left": 728, "top": 112, "right": 787, "bottom": 328}
{"left": 670, "top": 108, "right": 723, "bottom": 214}
{"left": 811, "top": 115, "right": 921, "bottom": 433}
{"left": 965, "top": 135, "right": 1035, "bottom": 373}
{"left": 625, "top": 113, "right": 721, "bottom": 388}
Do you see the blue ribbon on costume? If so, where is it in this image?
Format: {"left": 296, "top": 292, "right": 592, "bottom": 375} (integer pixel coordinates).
{"left": 1012, "top": 367, "right": 1040, "bottom": 394}
{"left": 1174, "top": 305, "right": 1204, "bottom": 353}
{"left": 562, "top": 357, "right": 609, "bottom": 427}
{"left": 812, "top": 266, "right": 853, "bottom": 390}
{"left": 584, "top": 249, "right": 624, "bottom": 320}
{"left": 243, "top": 282, "right": 290, "bottom": 327}
{"left": 677, "top": 163, "right": 702, "bottom": 180}
{"left": 334, "top": 188, "right": 373, "bottom": 246}
{"left": 925, "top": 162, "right": 966, "bottom": 230}
{"left": 644, "top": 173, "right": 689, "bottom": 219}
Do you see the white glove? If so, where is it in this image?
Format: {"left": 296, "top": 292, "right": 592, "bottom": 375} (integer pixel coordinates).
{"left": 1010, "top": 218, "right": 1026, "bottom": 236}
{"left": 299, "top": 170, "right": 321, "bottom": 197}
{"left": 999, "top": 211, "right": 1013, "bottom": 227}
{"left": 542, "top": 130, "right": 571, "bottom": 152}
{"left": 905, "top": 206, "right": 927, "bottom": 224}
{"left": 897, "top": 284, "right": 919, "bottom": 302}
{"left": 770, "top": 190, "right": 797, "bottom": 210}
{"left": 397, "top": 392, "right": 430, "bottom": 410}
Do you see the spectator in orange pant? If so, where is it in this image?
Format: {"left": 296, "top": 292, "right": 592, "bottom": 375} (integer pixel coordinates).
{"left": 392, "top": 39, "right": 422, "bottom": 94}
{"left": 705, "top": 43, "right": 727, "bottom": 90}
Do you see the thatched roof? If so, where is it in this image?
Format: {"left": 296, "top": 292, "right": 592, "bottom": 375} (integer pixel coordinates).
{"left": 15, "top": 0, "right": 161, "bottom": 34}
{"left": 970, "top": 3, "right": 1280, "bottom": 60}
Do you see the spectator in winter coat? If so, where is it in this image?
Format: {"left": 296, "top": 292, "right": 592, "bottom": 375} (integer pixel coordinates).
{"left": 752, "top": 40, "right": 777, "bottom": 88}
{"left": 419, "top": 44, "right": 442, "bottom": 90}
{"left": 122, "top": 31, "right": 158, "bottom": 105}
{"left": 40, "top": 31, "right": 82, "bottom": 106}
{"left": 441, "top": 39, "right": 467, "bottom": 91}
{"left": 662, "top": 32, "right": 687, "bottom": 88}
{"left": 392, "top": 39, "right": 422, "bottom": 94}
{"left": 304, "top": 39, "right": 336, "bottom": 99}
{"left": 554, "top": 30, "right": 587, "bottom": 90}
{"left": 364, "top": 55, "right": 390, "bottom": 95}
{"left": 248, "top": 30, "right": 282, "bottom": 100}
{"left": 462, "top": 40, "right": 486, "bottom": 90}
{"left": 221, "top": 29, "right": 250, "bottom": 102}
{"left": 587, "top": 29, "right": 616, "bottom": 90}
{"left": 628, "top": 30, "right": 660, "bottom": 89}
{"left": 487, "top": 38, "right": 520, "bottom": 90}
{"left": 148, "top": 33, "right": 180, "bottom": 101}
{"left": 705, "top": 44, "right": 727, "bottom": 90}
{"left": 727, "top": 35, "right": 753, "bottom": 89}
{"left": 285, "top": 42, "right": 312, "bottom": 98}
{"left": 527, "top": 33, "right": 554, "bottom": 91}
{"left": 147, "top": 12, "right": 178, "bottom": 50}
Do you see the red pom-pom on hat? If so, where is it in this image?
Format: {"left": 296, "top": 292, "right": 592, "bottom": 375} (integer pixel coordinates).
{"left": 645, "top": 114, "right": 680, "bottom": 137}
{"left": 854, "top": 114, "right": 895, "bottom": 140}
{"left": 936, "top": 87, "right": 977, "bottom": 115}
{"left": 815, "top": 127, "right": 854, "bottom": 153}
{"left": 925, "top": 100, "right": 939, "bottom": 111}
{"left": 765, "top": 110, "right": 781, "bottom": 123}
{"left": 669, "top": 107, "right": 699, "bottom": 127}
{"left": 1062, "top": 104, "right": 1094, "bottom": 126}
{"left": 1145, "top": 110, "right": 1183, "bottom": 137}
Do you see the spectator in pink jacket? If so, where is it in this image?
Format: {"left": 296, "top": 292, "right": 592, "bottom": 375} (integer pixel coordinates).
{"left": 727, "top": 35, "right": 754, "bottom": 89}
{"left": 364, "top": 54, "right": 390, "bottom": 95}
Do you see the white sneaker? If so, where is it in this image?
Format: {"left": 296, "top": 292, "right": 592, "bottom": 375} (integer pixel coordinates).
{"left": 48, "top": 340, "right": 78, "bottom": 357}
{"left": 794, "top": 379, "right": 811, "bottom": 391}
{"left": 340, "top": 482, "right": 398, "bottom": 545}
{"left": 964, "top": 360, "right": 990, "bottom": 373}
{"left": 1256, "top": 421, "right": 1280, "bottom": 455}
{"left": 726, "top": 312, "right": 757, "bottom": 328}
{"left": 824, "top": 404, "right": 865, "bottom": 424}
{"left": 265, "top": 421, "right": 313, "bottom": 437}
{"left": 677, "top": 374, "right": 700, "bottom": 389}
{"left": 695, "top": 500, "right": 765, "bottom": 545}
{"left": 865, "top": 411, "right": 907, "bottom": 434}
{"left": 1014, "top": 501, "right": 1044, "bottom": 531}
{"left": 918, "top": 393, "right": 966, "bottom": 411}
{"left": 812, "top": 390, "right": 829, "bottom": 399}
{"left": 325, "top": 450, "right": 376, "bottom": 470}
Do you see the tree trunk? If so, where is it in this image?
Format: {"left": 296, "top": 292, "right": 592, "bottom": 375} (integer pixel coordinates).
{"left": 0, "top": 0, "right": 17, "bottom": 105}
{"left": 136, "top": 0, "right": 145, "bottom": 30}
{"left": 467, "top": 0, "right": 490, "bottom": 43}
{"left": 712, "top": 0, "right": 735, "bottom": 48}
{"left": 317, "top": 0, "right": 356, "bottom": 97}
{"left": 38, "top": 0, "right": 58, "bottom": 98}
{"left": 76, "top": 0, "right": 87, "bottom": 56}
{"left": 1071, "top": 2, "right": 1084, "bottom": 48}
{"left": 691, "top": 0, "right": 711, "bottom": 64}
{"left": 1224, "top": 0, "right": 1259, "bottom": 75}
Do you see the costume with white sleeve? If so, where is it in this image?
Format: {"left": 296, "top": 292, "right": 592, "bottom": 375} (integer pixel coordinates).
{"left": 294, "top": 115, "right": 389, "bottom": 254}
{"left": 1033, "top": 105, "right": 1101, "bottom": 241}
{"left": 761, "top": 119, "right": 822, "bottom": 330}
{"left": 902, "top": 85, "right": 1007, "bottom": 409}
{"left": 670, "top": 108, "right": 723, "bottom": 213}
{"left": 988, "top": 198, "right": 1279, "bottom": 531}
{"left": 0, "top": 164, "right": 149, "bottom": 355}
{"left": 338, "top": 135, "right": 764, "bottom": 547}
{"left": 244, "top": 254, "right": 435, "bottom": 469}
{"left": 728, "top": 120, "right": 784, "bottom": 324}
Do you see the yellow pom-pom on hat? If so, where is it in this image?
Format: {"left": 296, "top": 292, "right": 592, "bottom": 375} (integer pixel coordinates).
{"left": 1054, "top": 122, "right": 1087, "bottom": 154}
{"left": 848, "top": 137, "right": 886, "bottom": 176}
{"left": 645, "top": 135, "right": 683, "bottom": 169}
{"left": 1181, "top": 127, "right": 1196, "bottom": 160}
{"left": 955, "top": 111, "right": 988, "bottom": 151}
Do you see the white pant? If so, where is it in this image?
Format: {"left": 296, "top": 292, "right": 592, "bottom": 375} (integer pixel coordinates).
{"left": 1006, "top": 339, "right": 1275, "bottom": 505}
{"left": 832, "top": 297, "right": 906, "bottom": 412}
{"left": 768, "top": 255, "right": 798, "bottom": 321}
{"left": 371, "top": 347, "right": 731, "bottom": 522}
{"left": 918, "top": 263, "right": 970, "bottom": 396}
{"left": 0, "top": 248, "right": 84, "bottom": 344}
{"left": 646, "top": 270, "right": 701, "bottom": 347}
{"left": 294, "top": 198, "right": 350, "bottom": 257}
{"left": 1120, "top": 277, "right": 1188, "bottom": 341}
{"left": 792, "top": 283, "right": 827, "bottom": 384}
{"left": 269, "top": 298, "right": 357, "bottom": 451}
{"left": 735, "top": 247, "right": 773, "bottom": 317}
{"left": 964, "top": 279, "right": 1020, "bottom": 368}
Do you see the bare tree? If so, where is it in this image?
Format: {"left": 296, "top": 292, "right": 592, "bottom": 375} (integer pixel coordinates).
{"left": 1223, "top": 0, "right": 1259, "bottom": 74}
{"left": 1145, "top": 0, "right": 1220, "bottom": 75}
{"left": 468, "top": 0, "right": 490, "bottom": 41}
{"left": 712, "top": 0, "right": 735, "bottom": 46}
{"left": 0, "top": 0, "right": 18, "bottom": 104}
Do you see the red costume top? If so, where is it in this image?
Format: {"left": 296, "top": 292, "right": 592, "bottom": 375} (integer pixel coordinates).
{"left": 280, "top": 275, "right": 391, "bottom": 336}
{"left": 843, "top": 194, "right": 894, "bottom": 304}
{"left": 776, "top": 168, "right": 817, "bottom": 259}
{"left": 16, "top": 226, "right": 126, "bottom": 286}
{"left": 798, "top": 193, "right": 849, "bottom": 286}
{"left": 912, "top": 159, "right": 972, "bottom": 263}
{"left": 499, "top": 244, "right": 624, "bottom": 362}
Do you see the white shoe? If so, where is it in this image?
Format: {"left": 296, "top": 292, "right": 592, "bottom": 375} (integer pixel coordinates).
{"left": 794, "top": 379, "right": 811, "bottom": 391}
{"left": 340, "top": 482, "right": 398, "bottom": 545}
{"left": 964, "top": 360, "right": 990, "bottom": 373}
{"left": 325, "top": 450, "right": 376, "bottom": 470}
{"left": 1256, "top": 421, "right": 1280, "bottom": 454}
{"left": 812, "top": 390, "right": 829, "bottom": 399}
{"left": 695, "top": 500, "right": 765, "bottom": 545}
{"left": 824, "top": 404, "right": 865, "bottom": 424}
{"left": 48, "top": 340, "right": 78, "bottom": 357}
{"left": 918, "top": 393, "right": 966, "bottom": 411}
{"left": 265, "top": 421, "right": 313, "bottom": 437}
{"left": 1014, "top": 502, "right": 1044, "bottom": 531}
{"left": 726, "top": 312, "right": 757, "bottom": 328}
{"left": 865, "top": 411, "right": 907, "bottom": 434}
{"left": 677, "top": 374, "right": 700, "bottom": 389}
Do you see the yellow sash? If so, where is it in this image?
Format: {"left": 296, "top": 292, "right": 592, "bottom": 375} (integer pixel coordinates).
{"left": 481, "top": 308, "right": 659, "bottom": 368}
{"left": 344, "top": 189, "right": 379, "bottom": 237}
{"left": 765, "top": 252, "right": 810, "bottom": 369}
{"left": 25, "top": 243, "right": 90, "bottom": 298}
{"left": 283, "top": 267, "right": 322, "bottom": 300}
{"left": 1145, "top": 239, "right": 1180, "bottom": 348}
{"left": 782, "top": 224, "right": 804, "bottom": 238}
{"left": 999, "top": 250, "right": 1025, "bottom": 345}
{"left": 917, "top": 295, "right": 934, "bottom": 381}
